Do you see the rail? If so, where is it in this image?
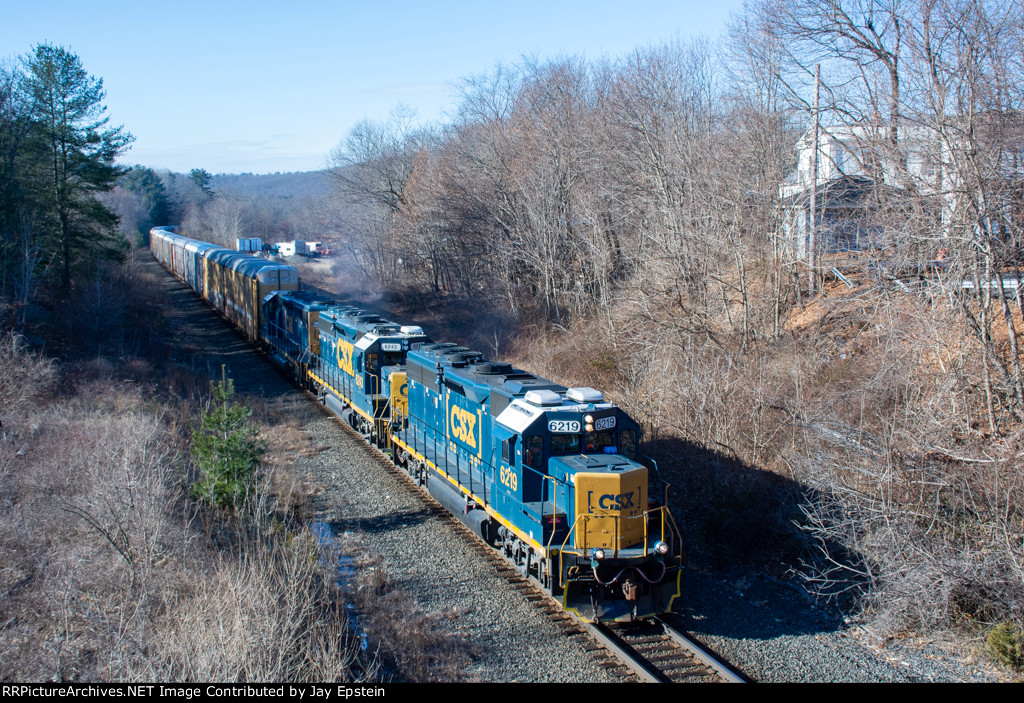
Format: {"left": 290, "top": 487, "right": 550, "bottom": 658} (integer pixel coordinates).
{"left": 656, "top": 617, "right": 747, "bottom": 683}
{"left": 585, "top": 619, "right": 747, "bottom": 683}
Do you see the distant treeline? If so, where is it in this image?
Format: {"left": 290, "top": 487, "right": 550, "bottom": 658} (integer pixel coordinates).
{"left": 211, "top": 170, "right": 330, "bottom": 200}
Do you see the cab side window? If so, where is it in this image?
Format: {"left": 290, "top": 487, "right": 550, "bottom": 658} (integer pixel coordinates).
{"left": 620, "top": 429, "right": 637, "bottom": 459}
{"left": 524, "top": 435, "right": 543, "bottom": 469}
{"left": 502, "top": 436, "right": 517, "bottom": 464}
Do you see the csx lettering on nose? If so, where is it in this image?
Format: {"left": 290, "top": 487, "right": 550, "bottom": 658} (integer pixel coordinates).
{"left": 450, "top": 406, "right": 477, "bottom": 448}
{"left": 598, "top": 492, "right": 635, "bottom": 510}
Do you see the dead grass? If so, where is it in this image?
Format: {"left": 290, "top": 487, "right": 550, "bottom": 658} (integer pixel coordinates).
{"left": 138, "top": 525, "right": 365, "bottom": 682}
{"left": 0, "top": 332, "right": 57, "bottom": 428}
{"left": 0, "top": 343, "right": 369, "bottom": 682}
{"left": 256, "top": 417, "right": 329, "bottom": 520}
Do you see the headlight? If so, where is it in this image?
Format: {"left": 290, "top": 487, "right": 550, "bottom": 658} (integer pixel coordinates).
{"left": 654, "top": 541, "right": 669, "bottom": 555}
{"left": 584, "top": 414, "right": 594, "bottom": 424}
{"left": 593, "top": 548, "right": 606, "bottom": 560}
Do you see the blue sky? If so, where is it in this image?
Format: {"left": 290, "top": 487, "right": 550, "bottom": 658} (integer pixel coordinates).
{"left": 3, "top": 0, "right": 745, "bottom": 175}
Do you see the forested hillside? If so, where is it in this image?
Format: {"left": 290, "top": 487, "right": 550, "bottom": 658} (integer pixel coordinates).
{"left": 212, "top": 170, "right": 330, "bottom": 199}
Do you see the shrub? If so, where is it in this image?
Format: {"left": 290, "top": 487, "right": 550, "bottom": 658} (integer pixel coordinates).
{"left": 0, "top": 331, "right": 56, "bottom": 428}
{"left": 191, "top": 367, "right": 265, "bottom": 507}
{"left": 987, "top": 621, "right": 1024, "bottom": 670}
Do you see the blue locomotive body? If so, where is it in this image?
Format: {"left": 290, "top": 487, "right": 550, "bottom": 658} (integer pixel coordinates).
{"left": 261, "top": 289, "right": 337, "bottom": 372}
{"left": 307, "top": 306, "right": 430, "bottom": 441}
{"left": 390, "top": 343, "right": 681, "bottom": 622}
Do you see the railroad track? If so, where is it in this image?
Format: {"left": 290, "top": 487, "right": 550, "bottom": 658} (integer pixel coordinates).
{"left": 319, "top": 401, "right": 747, "bottom": 683}
{"left": 584, "top": 618, "right": 747, "bottom": 683}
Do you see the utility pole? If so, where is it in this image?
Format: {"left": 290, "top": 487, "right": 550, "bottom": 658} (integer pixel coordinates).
{"left": 808, "top": 63, "right": 820, "bottom": 295}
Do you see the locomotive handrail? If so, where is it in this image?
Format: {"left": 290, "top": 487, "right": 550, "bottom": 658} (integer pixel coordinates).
{"left": 540, "top": 473, "right": 559, "bottom": 550}
{"left": 641, "top": 453, "right": 673, "bottom": 508}
{"left": 557, "top": 505, "right": 681, "bottom": 561}
{"left": 560, "top": 513, "right": 590, "bottom": 555}
{"left": 367, "top": 374, "right": 390, "bottom": 445}
{"left": 661, "top": 506, "right": 684, "bottom": 560}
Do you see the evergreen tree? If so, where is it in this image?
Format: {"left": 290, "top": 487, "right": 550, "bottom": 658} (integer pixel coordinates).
{"left": 120, "top": 165, "right": 170, "bottom": 240}
{"left": 0, "top": 64, "right": 41, "bottom": 307}
{"left": 22, "top": 44, "right": 133, "bottom": 292}
{"left": 189, "top": 168, "right": 214, "bottom": 199}
{"left": 191, "top": 368, "right": 265, "bottom": 508}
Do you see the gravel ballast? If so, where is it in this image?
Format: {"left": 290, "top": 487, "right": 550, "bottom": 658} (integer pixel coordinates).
{"left": 676, "top": 569, "right": 1004, "bottom": 682}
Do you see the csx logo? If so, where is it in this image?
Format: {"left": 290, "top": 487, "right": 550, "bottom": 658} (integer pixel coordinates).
{"left": 449, "top": 405, "right": 478, "bottom": 449}
{"left": 336, "top": 340, "right": 354, "bottom": 376}
{"left": 589, "top": 491, "right": 636, "bottom": 512}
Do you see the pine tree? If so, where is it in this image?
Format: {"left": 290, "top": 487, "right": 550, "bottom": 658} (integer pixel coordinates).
{"left": 189, "top": 168, "right": 214, "bottom": 199}
{"left": 191, "top": 368, "right": 265, "bottom": 507}
{"left": 22, "top": 44, "right": 133, "bottom": 292}
{"left": 121, "top": 166, "right": 170, "bottom": 242}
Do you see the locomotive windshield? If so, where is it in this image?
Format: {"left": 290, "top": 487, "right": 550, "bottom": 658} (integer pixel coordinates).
{"left": 550, "top": 433, "right": 581, "bottom": 455}
{"left": 583, "top": 431, "right": 615, "bottom": 454}
{"left": 547, "top": 429, "right": 638, "bottom": 459}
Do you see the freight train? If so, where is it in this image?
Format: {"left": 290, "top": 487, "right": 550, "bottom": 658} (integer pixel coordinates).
{"left": 151, "top": 226, "right": 682, "bottom": 623}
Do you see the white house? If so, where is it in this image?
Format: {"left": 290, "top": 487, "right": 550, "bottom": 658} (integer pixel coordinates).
{"left": 780, "top": 122, "right": 956, "bottom": 258}
{"left": 275, "top": 240, "right": 322, "bottom": 257}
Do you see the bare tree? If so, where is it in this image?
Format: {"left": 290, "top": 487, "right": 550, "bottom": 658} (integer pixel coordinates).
{"left": 329, "top": 104, "right": 434, "bottom": 215}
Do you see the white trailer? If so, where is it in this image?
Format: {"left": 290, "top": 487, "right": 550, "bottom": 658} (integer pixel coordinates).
{"left": 235, "top": 237, "right": 263, "bottom": 252}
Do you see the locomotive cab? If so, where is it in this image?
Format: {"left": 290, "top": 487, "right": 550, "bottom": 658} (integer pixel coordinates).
{"left": 492, "top": 390, "right": 681, "bottom": 621}
{"left": 309, "top": 308, "right": 431, "bottom": 442}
